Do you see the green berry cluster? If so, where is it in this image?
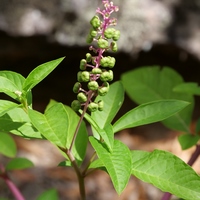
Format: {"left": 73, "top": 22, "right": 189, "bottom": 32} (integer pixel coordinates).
{"left": 71, "top": 0, "right": 119, "bottom": 113}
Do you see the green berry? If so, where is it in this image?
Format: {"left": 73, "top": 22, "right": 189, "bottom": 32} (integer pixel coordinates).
{"left": 88, "top": 81, "right": 99, "bottom": 90}
{"left": 86, "top": 34, "right": 93, "bottom": 44}
{"left": 81, "top": 71, "right": 90, "bottom": 82}
{"left": 90, "top": 29, "right": 97, "bottom": 37}
{"left": 77, "top": 71, "right": 83, "bottom": 82}
{"left": 98, "top": 100, "right": 104, "bottom": 111}
{"left": 100, "top": 70, "right": 113, "bottom": 82}
{"left": 104, "top": 28, "right": 115, "bottom": 39}
{"left": 77, "top": 92, "right": 87, "bottom": 103}
{"left": 91, "top": 68, "right": 102, "bottom": 74}
{"left": 100, "top": 56, "right": 115, "bottom": 68}
{"left": 97, "top": 38, "right": 109, "bottom": 49}
{"left": 111, "top": 41, "right": 118, "bottom": 52}
{"left": 86, "top": 53, "right": 92, "bottom": 62}
{"left": 90, "top": 15, "right": 101, "bottom": 29}
{"left": 88, "top": 102, "right": 98, "bottom": 112}
{"left": 112, "top": 30, "right": 120, "bottom": 41}
{"left": 71, "top": 100, "right": 81, "bottom": 112}
{"left": 73, "top": 82, "right": 81, "bottom": 93}
{"left": 98, "top": 86, "right": 109, "bottom": 96}
{"left": 80, "top": 59, "right": 87, "bottom": 70}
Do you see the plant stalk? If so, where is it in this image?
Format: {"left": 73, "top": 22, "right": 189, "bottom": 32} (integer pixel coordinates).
{"left": 0, "top": 164, "right": 25, "bottom": 200}
{"left": 66, "top": 150, "right": 86, "bottom": 200}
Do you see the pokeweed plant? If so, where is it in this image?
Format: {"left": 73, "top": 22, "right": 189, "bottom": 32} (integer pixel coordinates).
{"left": 0, "top": 1, "right": 200, "bottom": 200}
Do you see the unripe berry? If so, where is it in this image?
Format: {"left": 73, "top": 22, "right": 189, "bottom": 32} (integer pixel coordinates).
{"left": 90, "top": 15, "right": 101, "bottom": 29}
{"left": 88, "top": 81, "right": 99, "bottom": 90}
{"left": 111, "top": 41, "right": 118, "bottom": 52}
{"left": 81, "top": 71, "right": 90, "bottom": 82}
{"left": 97, "top": 38, "right": 109, "bottom": 49}
{"left": 100, "top": 56, "right": 115, "bottom": 68}
{"left": 90, "top": 29, "right": 97, "bottom": 37}
{"left": 98, "top": 100, "right": 104, "bottom": 111}
{"left": 77, "top": 92, "right": 87, "bottom": 103}
{"left": 73, "top": 82, "right": 81, "bottom": 93}
{"left": 77, "top": 71, "right": 83, "bottom": 82}
{"left": 88, "top": 102, "right": 98, "bottom": 112}
{"left": 112, "top": 30, "right": 120, "bottom": 41}
{"left": 98, "top": 86, "right": 109, "bottom": 96}
{"left": 80, "top": 59, "right": 87, "bottom": 70}
{"left": 71, "top": 100, "right": 81, "bottom": 112}
{"left": 100, "top": 70, "right": 113, "bottom": 82}
{"left": 104, "top": 28, "right": 115, "bottom": 39}
{"left": 86, "top": 53, "right": 92, "bottom": 62}
{"left": 86, "top": 34, "right": 93, "bottom": 44}
{"left": 91, "top": 68, "right": 102, "bottom": 74}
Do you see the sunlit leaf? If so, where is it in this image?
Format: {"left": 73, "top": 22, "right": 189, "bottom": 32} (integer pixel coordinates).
{"left": 132, "top": 150, "right": 200, "bottom": 200}
{"left": 113, "top": 100, "right": 189, "bottom": 133}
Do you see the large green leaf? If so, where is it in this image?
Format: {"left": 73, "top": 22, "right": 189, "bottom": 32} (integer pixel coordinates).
{"left": 23, "top": 57, "right": 65, "bottom": 92}
{"left": 0, "top": 132, "right": 16, "bottom": 157}
{"left": 131, "top": 150, "right": 200, "bottom": 200}
{"left": 6, "top": 157, "right": 34, "bottom": 171}
{"left": 91, "top": 81, "right": 124, "bottom": 129}
{"left": 89, "top": 137, "right": 132, "bottom": 194}
{"left": 0, "top": 107, "right": 42, "bottom": 139}
{"left": 28, "top": 103, "right": 88, "bottom": 165}
{"left": 0, "top": 71, "right": 25, "bottom": 100}
{"left": 113, "top": 100, "right": 189, "bottom": 133}
{"left": 121, "top": 66, "right": 194, "bottom": 132}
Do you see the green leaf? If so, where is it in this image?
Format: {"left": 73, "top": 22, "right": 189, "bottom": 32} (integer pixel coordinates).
{"left": 28, "top": 103, "right": 88, "bottom": 165}
{"left": 0, "top": 100, "right": 19, "bottom": 117}
{"left": 23, "top": 57, "right": 65, "bottom": 92}
{"left": 0, "top": 71, "right": 25, "bottom": 100}
{"left": 113, "top": 100, "right": 190, "bottom": 133}
{"left": 121, "top": 66, "right": 194, "bottom": 132}
{"left": 131, "top": 149, "right": 200, "bottom": 200}
{"left": 178, "top": 133, "right": 200, "bottom": 150}
{"left": 6, "top": 157, "right": 34, "bottom": 171}
{"left": 89, "top": 137, "right": 132, "bottom": 194}
{"left": 0, "top": 132, "right": 16, "bottom": 157}
{"left": 0, "top": 107, "right": 42, "bottom": 139}
{"left": 173, "top": 82, "right": 200, "bottom": 95}
{"left": 91, "top": 81, "right": 124, "bottom": 129}
{"left": 58, "top": 160, "right": 72, "bottom": 167}
{"left": 36, "top": 189, "right": 58, "bottom": 200}
{"left": 81, "top": 110, "right": 114, "bottom": 151}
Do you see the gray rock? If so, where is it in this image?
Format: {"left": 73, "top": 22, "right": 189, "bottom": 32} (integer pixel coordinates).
{"left": 0, "top": 0, "right": 200, "bottom": 58}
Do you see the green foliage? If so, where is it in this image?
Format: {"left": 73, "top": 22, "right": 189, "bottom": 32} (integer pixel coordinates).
{"left": 90, "top": 137, "right": 132, "bottom": 194}
{"left": 0, "top": 1, "right": 200, "bottom": 199}
{"left": 178, "top": 133, "right": 200, "bottom": 150}
{"left": 132, "top": 150, "right": 200, "bottom": 200}
{"left": 113, "top": 99, "right": 190, "bottom": 133}
{"left": 23, "top": 57, "right": 65, "bottom": 92}
{"left": 5, "top": 157, "right": 34, "bottom": 171}
{"left": 36, "top": 189, "right": 58, "bottom": 200}
{"left": 28, "top": 102, "right": 88, "bottom": 165}
{"left": 0, "top": 132, "right": 16, "bottom": 157}
{"left": 121, "top": 66, "right": 194, "bottom": 132}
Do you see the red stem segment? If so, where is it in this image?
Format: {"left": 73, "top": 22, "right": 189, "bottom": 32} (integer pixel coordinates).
{"left": 0, "top": 164, "right": 25, "bottom": 200}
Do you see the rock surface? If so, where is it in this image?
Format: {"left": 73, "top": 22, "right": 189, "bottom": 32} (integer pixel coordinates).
{"left": 0, "top": 0, "right": 200, "bottom": 58}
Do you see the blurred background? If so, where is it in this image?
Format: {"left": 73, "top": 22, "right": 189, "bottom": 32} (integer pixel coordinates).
{"left": 0, "top": 0, "right": 200, "bottom": 199}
